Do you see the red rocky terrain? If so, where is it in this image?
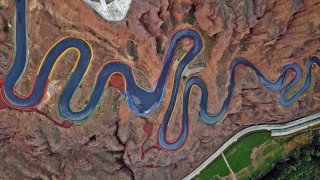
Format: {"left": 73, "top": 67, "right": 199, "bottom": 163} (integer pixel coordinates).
{"left": 0, "top": 0, "right": 320, "bottom": 179}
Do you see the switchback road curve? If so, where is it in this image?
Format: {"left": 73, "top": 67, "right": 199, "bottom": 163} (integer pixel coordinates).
{"left": 1, "top": 0, "right": 320, "bottom": 150}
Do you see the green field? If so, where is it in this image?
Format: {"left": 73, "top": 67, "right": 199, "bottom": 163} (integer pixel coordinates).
{"left": 197, "top": 156, "right": 230, "bottom": 180}
{"left": 225, "top": 132, "right": 271, "bottom": 173}
{"left": 197, "top": 130, "right": 313, "bottom": 180}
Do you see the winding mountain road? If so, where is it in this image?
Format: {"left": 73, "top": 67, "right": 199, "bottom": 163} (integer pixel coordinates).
{"left": 1, "top": 0, "right": 320, "bottom": 151}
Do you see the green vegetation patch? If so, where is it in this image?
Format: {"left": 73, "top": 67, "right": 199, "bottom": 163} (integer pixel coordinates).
{"left": 260, "top": 142, "right": 278, "bottom": 157}
{"left": 250, "top": 146, "right": 285, "bottom": 179}
{"left": 225, "top": 132, "right": 271, "bottom": 172}
{"left": 197, "top": 155, "right": 230, "bottom": 180}
{"left": 3, "top": 20, "right": 9, "bottom": 33}
{"left": 262, "top": 145, "right": 320, "bottom": 179}
{"left": 198, "top": 129, "right": 315, "bottom": 180}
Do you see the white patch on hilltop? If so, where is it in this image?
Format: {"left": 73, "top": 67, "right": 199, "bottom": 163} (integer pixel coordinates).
{"left": 82, "top": 0, "right": 132, "bottom": 22}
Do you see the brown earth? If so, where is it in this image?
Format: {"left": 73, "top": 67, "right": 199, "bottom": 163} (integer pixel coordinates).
{"left": 0, "top": 0, "right": 320, "bottom": 179}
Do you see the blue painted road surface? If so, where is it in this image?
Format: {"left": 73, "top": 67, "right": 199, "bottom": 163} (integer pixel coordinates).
{"left": 2, "top": 0, "right": 320, "bottom": 150}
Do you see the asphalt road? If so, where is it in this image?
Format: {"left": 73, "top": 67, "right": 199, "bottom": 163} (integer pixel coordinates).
{"left": 4, "top": 0, "right": 320, "bottom": 151}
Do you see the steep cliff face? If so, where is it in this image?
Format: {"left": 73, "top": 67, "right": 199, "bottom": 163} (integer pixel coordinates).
{"left": 0, "top": 0, "right": 320, "bottom": 179}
